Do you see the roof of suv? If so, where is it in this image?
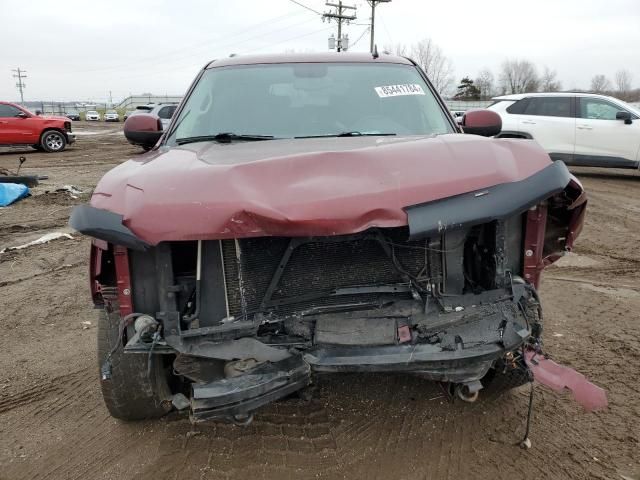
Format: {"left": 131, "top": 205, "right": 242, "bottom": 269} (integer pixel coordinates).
{"left": 492, "top": 92, "right": 621, "bottom": 101}
{"left": 207, "top": 52, "right": 413, "bottom": 68}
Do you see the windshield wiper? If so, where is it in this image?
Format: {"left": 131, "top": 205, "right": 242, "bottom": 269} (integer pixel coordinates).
{"left": 176, "top": 132, "right": 276, "bottom": 145}
{"left": 295, "top": 131, "right": 397, "bottom": 139}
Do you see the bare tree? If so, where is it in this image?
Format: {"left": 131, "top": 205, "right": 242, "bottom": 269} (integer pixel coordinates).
{"left": 615, "top": 69, "right": 633, "bottom": 99}
{"left": 475, "top": 68, "right": 495, "bottom": 99}
{"left": 499, "top": 59, "right": 539, "bottom": 94}
{"left": 384, "top": 39, "right": 454, "bottom": 95}
{"left": 590, "top": 74, "right": 611, "bottom": 93}
{"left": 383, "top": 43, "right": 408, "bottom": 56}
{"left": 409, "top": 38, "right": 454, "bottom": 95}
{"left": 540, "top": 66, "right": 562, "bottom": 92}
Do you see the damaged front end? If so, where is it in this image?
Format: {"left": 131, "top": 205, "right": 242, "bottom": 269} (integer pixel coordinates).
{"left": 79, "top": 161, "right": 587, "bottom": 423}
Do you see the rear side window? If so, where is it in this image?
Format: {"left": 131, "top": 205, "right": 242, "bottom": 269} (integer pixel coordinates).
{"left": 158, "top": 105, "right": 177, "bottom": 119}
{"left": 506, "top": 99, "right": 529, "bottom": 114}
{"left": 0, "top": 105, "right": 21, "bottom": 117}
{"left": 522, "top": 97, "right": 571, "bottom": 117}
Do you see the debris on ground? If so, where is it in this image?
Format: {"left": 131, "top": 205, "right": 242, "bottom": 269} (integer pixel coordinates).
{"left": 524, "top": 349, "right": 608, "bottom": 412}
{"left": 0, "top": 176, "right": 40, "bottom": 188}
{"left": 54, "top": 185, "right": 84, "bottom": 199}
{"left": 0, "top": 232, "right": 73, "bottom": 254}
{"left": 0, "top": 183, "right": 30, "bottom": 207}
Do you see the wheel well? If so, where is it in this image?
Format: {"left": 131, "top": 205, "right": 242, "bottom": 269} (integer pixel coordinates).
{"left": 40, "top": 128, "right": 67, "bottom": 141}
{"left": 496, "top": 131, "right": 532, "bottom": 140}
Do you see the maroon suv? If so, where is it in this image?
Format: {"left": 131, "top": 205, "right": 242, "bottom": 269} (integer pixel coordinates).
{"left": 70, "top": 53, "right": 586, "bottom": 424}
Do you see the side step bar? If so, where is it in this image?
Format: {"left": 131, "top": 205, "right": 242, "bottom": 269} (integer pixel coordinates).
{"left": 190, "top": 355, "right": 310, "bottom": 422}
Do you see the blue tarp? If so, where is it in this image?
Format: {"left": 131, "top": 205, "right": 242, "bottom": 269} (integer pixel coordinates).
{"left": 0, "top": 183, "right": 29, "bottom": 207}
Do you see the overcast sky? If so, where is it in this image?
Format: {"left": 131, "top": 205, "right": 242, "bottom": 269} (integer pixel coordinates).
{"left": 1, "top": 0, "right": 638, "bottom": 102}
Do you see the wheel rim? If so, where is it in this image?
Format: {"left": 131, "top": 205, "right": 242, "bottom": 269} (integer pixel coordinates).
{"left": 45, "top": 133, "right": 64, "bottom": 150}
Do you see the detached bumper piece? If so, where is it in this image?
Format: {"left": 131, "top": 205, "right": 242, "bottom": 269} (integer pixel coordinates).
{"left": 190, "top": 355, "right": 311, "bottom": 423}
{"left": 524, "top": 349, "right": 608, "bottom": 412}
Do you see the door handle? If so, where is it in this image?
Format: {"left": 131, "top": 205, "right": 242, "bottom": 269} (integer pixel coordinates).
{"left": 577, "top": 125, "right": 593, "bottom": 130}
{"left": 522, "top": 120, "right": 536, "bottom": 125}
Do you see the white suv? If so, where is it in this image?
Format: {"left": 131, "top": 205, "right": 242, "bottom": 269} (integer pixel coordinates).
{"left": 125, "top": 103, "right": 178, "bottom": 129}
{"left": 488, "top": 93, "right": 640, "bottom": 169}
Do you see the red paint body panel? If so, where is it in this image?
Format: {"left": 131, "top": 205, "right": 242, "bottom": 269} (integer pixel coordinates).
{"left": 0, "top": 101, "right": 69, "bottom": 145}
{"left": 91, "top": 134, "right": 558, "bottom": 244}
{"left": 523, "top": 205, "right": 548, "bottom": 288}
{"left": 113, "top": 245, "right": 133, "bottom": 316}
{"left": 525, "top": 350, "right": 608, "bottom": 412}
{"left": 89, "top": 242, "right": 103, "bottom": 304}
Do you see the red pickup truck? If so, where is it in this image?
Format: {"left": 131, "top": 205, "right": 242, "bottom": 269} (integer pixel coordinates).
{"left": 0, "top": 101, "right": 76, "bottom": 152}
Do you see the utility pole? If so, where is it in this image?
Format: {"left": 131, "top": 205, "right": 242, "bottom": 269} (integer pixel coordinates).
{"left": 12, "top": 68, "right": 27, "bottom": 104}
{"left": 109, "top": 90, "right": 113, "bottom": 107}
{"left": 367, "top": 0, "right": 391, "bottom": 53}
{"left": 323, "top": 1, "right": 356, "bottom": 52}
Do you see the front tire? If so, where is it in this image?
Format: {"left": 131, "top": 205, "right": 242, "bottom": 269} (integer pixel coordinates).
{"left": 40, "top": 130, "right": 67, "bottom": 152}
{"left": 97, "top": 307, "right": 173, "bottom": 420}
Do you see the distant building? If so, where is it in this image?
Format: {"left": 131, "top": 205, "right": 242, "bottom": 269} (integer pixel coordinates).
{"left": 116, "top": 95, "right": 183, "bottom": 110}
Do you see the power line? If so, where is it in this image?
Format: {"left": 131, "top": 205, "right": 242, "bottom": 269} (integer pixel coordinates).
{"left": 87, "top": 16, "right": 323, "bottom": 84}
{"left": 85, "top": 21, "right": 331, "bottom": 88}
{"left": 288, "top": 0, "right": 323, "bottom": 15}
{"left": 45, "top": 14, "right": 320, "bottom": 88}
{"left": 349, "top": 26, "right": 371, "bottom": 49}
{"left": 244, "top": 25, "right": 333, "bottom": 54}
{"left": 67, "top": 11, "right": 308, "bottom": 74}
{"left": 12, "top": 68, "right": 27, "bottom": 103}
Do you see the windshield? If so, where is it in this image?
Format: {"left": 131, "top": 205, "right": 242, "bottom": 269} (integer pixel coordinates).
{"left": 614, "top": 98, "right": 640, "bottom": 117}
{"left": 166, "top": 62, "right": 453, "bottom": 144}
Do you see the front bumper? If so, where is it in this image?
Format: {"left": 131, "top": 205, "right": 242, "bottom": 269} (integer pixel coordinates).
{"left": 66, "top": 132, "right": 76, "bottom": 145}
{"left": 184, "top": 316, "right": 530, "bottom": 422}
{"left": 188, "top": 338, "right": 528, "bottom": 423}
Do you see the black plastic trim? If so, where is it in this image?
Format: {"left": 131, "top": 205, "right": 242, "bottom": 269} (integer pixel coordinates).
{"left": 552, "top": 152, "right": 639, "bottom": 169}
{"left": 405, "top": 160, "right": 571, "bottom": 239}
{"left": 124, "top": 130, "right": 163, "bottom": 148}
{"left": 191, "top": 355, "right": 311, "bottom": 422}
{"left": 69, "top": 204, "right": 149, "bottom": 250}
{"left": 495, "top": 130, "right": 533, "bottom": 139}
{"left": 0, "top": 175, "right": 39, "bottom": 187}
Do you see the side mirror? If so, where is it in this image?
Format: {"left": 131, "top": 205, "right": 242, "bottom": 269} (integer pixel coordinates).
{"left": 461, "top": 109, "right": 502, "bottom": 137}
{"left": 15, "top": 112, "right": 28, "bottom": 118}
{"left": 35, "top": 110, "right": 42, "bottom": 115}
{"left": 124, "top": 113, "right": 163, "bottom": 150}
{"left": 616, "top": 111, "right": 632, "bottom": 125}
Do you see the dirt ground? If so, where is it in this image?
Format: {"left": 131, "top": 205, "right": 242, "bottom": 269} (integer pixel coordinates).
{"left": 0, "top": 124, "right": 638, "bottom": 480}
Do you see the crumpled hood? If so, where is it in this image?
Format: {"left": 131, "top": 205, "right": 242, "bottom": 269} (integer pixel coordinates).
{"left": 91, "top": 134, "right": 554, "bottom": 243}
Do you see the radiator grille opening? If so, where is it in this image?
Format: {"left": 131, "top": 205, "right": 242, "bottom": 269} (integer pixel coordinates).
{"left": 220, "top": 227, "right": 442, "bottom": 318}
